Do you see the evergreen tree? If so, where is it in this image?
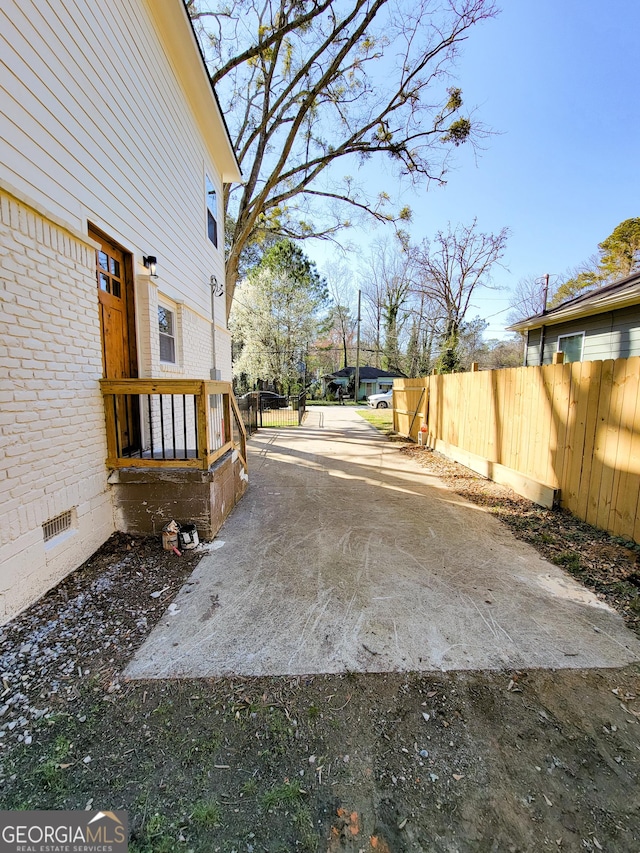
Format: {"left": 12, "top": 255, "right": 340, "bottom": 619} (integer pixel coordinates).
{"left": 550, "top": 218, "right": 640, "bottom": 308}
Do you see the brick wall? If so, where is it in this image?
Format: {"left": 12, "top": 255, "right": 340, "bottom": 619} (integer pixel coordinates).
{"left": 137, "top": 280, "right": 230, "bottom": 380}
{"left": 216, "top": 327, "right": 233, "bottom": 381}
{"left": 0, "top": 187, "right": 114, "bottom": 622}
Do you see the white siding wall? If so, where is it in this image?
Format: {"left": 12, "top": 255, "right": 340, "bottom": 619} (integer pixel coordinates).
{"left": 0, "top": 189, "right": 114, "bottom": 620}
{"left": 0, "top": 0, "right": 229, "bottom": 375}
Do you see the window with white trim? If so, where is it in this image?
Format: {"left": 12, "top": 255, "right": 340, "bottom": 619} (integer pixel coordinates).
{"left": 557, "top": 332, "right": 584, "bottom": 363}
{"left": 206, "top": 174, "right": 218, "bottom": 247}
{"left": 158, "top": 305, "right": 176, "bottom": 363}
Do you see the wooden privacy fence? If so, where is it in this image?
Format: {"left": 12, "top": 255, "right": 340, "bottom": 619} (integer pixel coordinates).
{"left": 393, "top": 357, "right": 640, "bottom": 543}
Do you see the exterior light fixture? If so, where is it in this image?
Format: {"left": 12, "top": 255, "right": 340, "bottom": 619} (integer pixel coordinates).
{"left": 143, "top": 256, "right": 158, "bottom": 277}
{"left": 210, "top": 274, "right": 224, "bottom": 297}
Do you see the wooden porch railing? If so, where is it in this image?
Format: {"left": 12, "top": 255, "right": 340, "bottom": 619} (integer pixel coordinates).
{"left": 100, "top": 379, "right": 247, "bottom": 472}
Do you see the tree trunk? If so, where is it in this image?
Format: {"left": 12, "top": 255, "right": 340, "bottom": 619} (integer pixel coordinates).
{"left": 225, "top": 252, "right": 240, "bottom": 321}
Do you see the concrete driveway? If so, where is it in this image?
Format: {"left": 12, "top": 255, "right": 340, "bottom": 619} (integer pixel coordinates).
{"left": 126, "top": 406, "right": 640, "bottom": 678}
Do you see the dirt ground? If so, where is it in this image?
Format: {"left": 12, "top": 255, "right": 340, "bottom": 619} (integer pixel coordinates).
{"left": 1, "top": 446, "right": 640, "bottom": 852}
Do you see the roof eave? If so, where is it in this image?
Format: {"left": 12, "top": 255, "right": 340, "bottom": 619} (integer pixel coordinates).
{"left": 145, "top": 0, "right": 242, "bottom": 183}
{"left": 508, "top": 291, "right": 640, "bottom": 333}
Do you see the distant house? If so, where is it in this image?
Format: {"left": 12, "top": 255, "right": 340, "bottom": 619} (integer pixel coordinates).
{"left": 323, "top": 366, "right": 406, "bottom": 400}
{"left": 0, "top": 0, "right": 244, "bottom": 622}
{"left": 508, "top": 273, "right": 640, "bottom": 365}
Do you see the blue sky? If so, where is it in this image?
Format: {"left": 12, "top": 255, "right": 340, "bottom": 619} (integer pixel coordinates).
{"left": 306, "top": 0, "right": 640, "bottom": 338}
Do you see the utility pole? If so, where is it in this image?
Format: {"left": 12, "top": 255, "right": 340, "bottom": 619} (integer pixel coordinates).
{"left": 354, "top": 289, "right": 361, "bottom": 403}
{"left": 541, "top": 272, "right": 550, "bottom": 314}
{"left": 539, "top": 273, "right": 550, "bottom": 367}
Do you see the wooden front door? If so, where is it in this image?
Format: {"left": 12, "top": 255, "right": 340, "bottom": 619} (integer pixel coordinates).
{"left": 91, "top": 226, "right": 139, "bottom": 453}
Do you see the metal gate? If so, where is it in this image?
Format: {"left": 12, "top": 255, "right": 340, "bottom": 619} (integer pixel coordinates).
{"left": 235, "top": 392, "right": 306, "bottom": 434}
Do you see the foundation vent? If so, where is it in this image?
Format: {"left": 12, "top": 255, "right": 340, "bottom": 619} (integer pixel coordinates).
{"left": 42, "top": 510, "right": 72, "bottom": 543}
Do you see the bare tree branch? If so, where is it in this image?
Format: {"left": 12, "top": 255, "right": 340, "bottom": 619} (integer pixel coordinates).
{"left": 188, "top": 0, "right": 498, "bottom": 315}
{"left": 411, "top": 219, "right": 509, "bottom": 370}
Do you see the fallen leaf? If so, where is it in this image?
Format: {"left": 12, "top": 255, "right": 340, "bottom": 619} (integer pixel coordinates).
{"left": 452, "top": 773, "right": 464, "bottom": 781}
{"left": 543, "top": 794, "right": 553, "bottom": 807}
{"left": 348, "top": 811, "right": 359, "bottom": 836}
{"left": 398, "top": 817, "right": 408, "bottom": 829}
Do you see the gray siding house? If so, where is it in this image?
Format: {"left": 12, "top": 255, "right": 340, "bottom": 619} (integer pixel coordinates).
{"left": 323, "top": 366, "right": 405, "bottom": 400}
{"left": 508, "top": 273, "right": 640, "bottom": 365}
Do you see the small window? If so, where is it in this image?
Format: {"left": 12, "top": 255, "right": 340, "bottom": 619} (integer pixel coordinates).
{"left": 96, "top": 248, "right": 122, "bottom": 297}
{"left": 557, "top": 332, "right": 584, "bottom": 363}
{"left": 206, "top": 174, "right": 218, "bottom": 247}
{"left": 158, "top": 305, "right": 176, "bottom": 363}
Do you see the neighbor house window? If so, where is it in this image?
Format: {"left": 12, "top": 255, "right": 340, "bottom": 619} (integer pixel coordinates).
{"left": 206, "top": 174, "right": 218, "bottom": 247}
{"left": 557, "top": 332, "right": 584, "bottom": 363}
{"left": 158, "top": 305, "right": 176, "bottom": 363}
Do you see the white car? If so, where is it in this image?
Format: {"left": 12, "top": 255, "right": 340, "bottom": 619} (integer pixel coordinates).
{"left": 367, "top": 389, "right": 393, "bottom": 408}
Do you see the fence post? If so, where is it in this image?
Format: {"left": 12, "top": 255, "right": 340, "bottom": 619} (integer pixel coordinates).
{"left": 197, "top": 382, "right": 209, "bottom": 468}
{"left": 470, "top": 362, "right": 479, "bottom": 372}
{"left": 102, "top": 390, "right": 119, "bottom": 461}
{"left": 423, "top": 382, "right": 430, "bottom": 445}
{"left": 222, "top": 391, "right": 232, "bottom": 444}
{"left": 552, "top": 351, "right": 565, "bottom": 364}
